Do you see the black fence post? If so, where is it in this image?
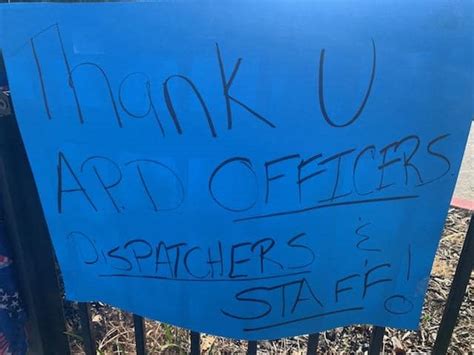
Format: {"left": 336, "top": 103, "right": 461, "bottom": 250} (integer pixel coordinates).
{"left": 190, "top": 331, "right": 200, "bottom": 355}
{"left": 433, "top": 214, "right": 473, "bottom": 354}
{"left": 78, "top": 303, "right": 96, "bottom": 355}
{"left": 368, "top": 326, "right": 385, "bottom": 355}
{"left": 133, "top": 314, "right": 147, "bottom": 355}
{"left": 247, "top": 340, "right": 258, "bottom": 355}
{"left": 306, "top": 333, "right": 320, "bottom": 354}
{"left": 0, "top": 58, "right": 70, "bottom": 354}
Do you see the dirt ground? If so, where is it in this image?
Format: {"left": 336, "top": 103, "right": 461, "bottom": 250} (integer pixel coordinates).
{"left": 65, "top": 208, "right": 473, "bottom": 354}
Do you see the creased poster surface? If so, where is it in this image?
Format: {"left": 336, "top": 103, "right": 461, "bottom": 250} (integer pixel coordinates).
{"left": 0, "top": 1, "right": 472, "bottom": 340}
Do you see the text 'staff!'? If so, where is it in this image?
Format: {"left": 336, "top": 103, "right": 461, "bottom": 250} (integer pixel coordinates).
{"left": 0, "top": 1, "right": 472, "bottom": 339}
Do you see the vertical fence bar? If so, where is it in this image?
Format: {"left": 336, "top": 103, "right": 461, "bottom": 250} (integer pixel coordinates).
{"left": 0, "top": 58, "right": 70, "bottom": 354}
{"left": 190, "top": 331, "right": 200, "bottom": 355}
{"left": 78, "top": 303, "right": 96, "bottom": 355}
{"left": 247, "top": 340, "right": 258, "bottom": 355}
{"left": 306, "top": 333, "right": 319, "bottom": 354}
{"left": 433, "top": 215, "right": 473, "bottom": 355}
{"left": 368, "top": 326, "right": 385, "bottom": 355}
{"left": 133, "top": 314, "right": 146, "bottom": 355}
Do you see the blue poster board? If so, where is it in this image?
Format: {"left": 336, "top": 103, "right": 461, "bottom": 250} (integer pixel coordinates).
{"left": 0, "top": 1, "right": 472, "bottom": 340}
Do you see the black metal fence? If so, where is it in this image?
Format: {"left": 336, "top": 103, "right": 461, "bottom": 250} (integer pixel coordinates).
{"left": 0, "top": 44, "right": 472, "bottom": 355}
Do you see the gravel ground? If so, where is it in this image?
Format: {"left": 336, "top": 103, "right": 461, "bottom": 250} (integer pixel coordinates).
{"left": 66, "top": 208, "right": 473, "bottom": 354}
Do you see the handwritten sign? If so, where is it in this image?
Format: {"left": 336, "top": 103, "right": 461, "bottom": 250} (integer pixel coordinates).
{"left": 0, "top": 1, "right": 472, "bottom": 340}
